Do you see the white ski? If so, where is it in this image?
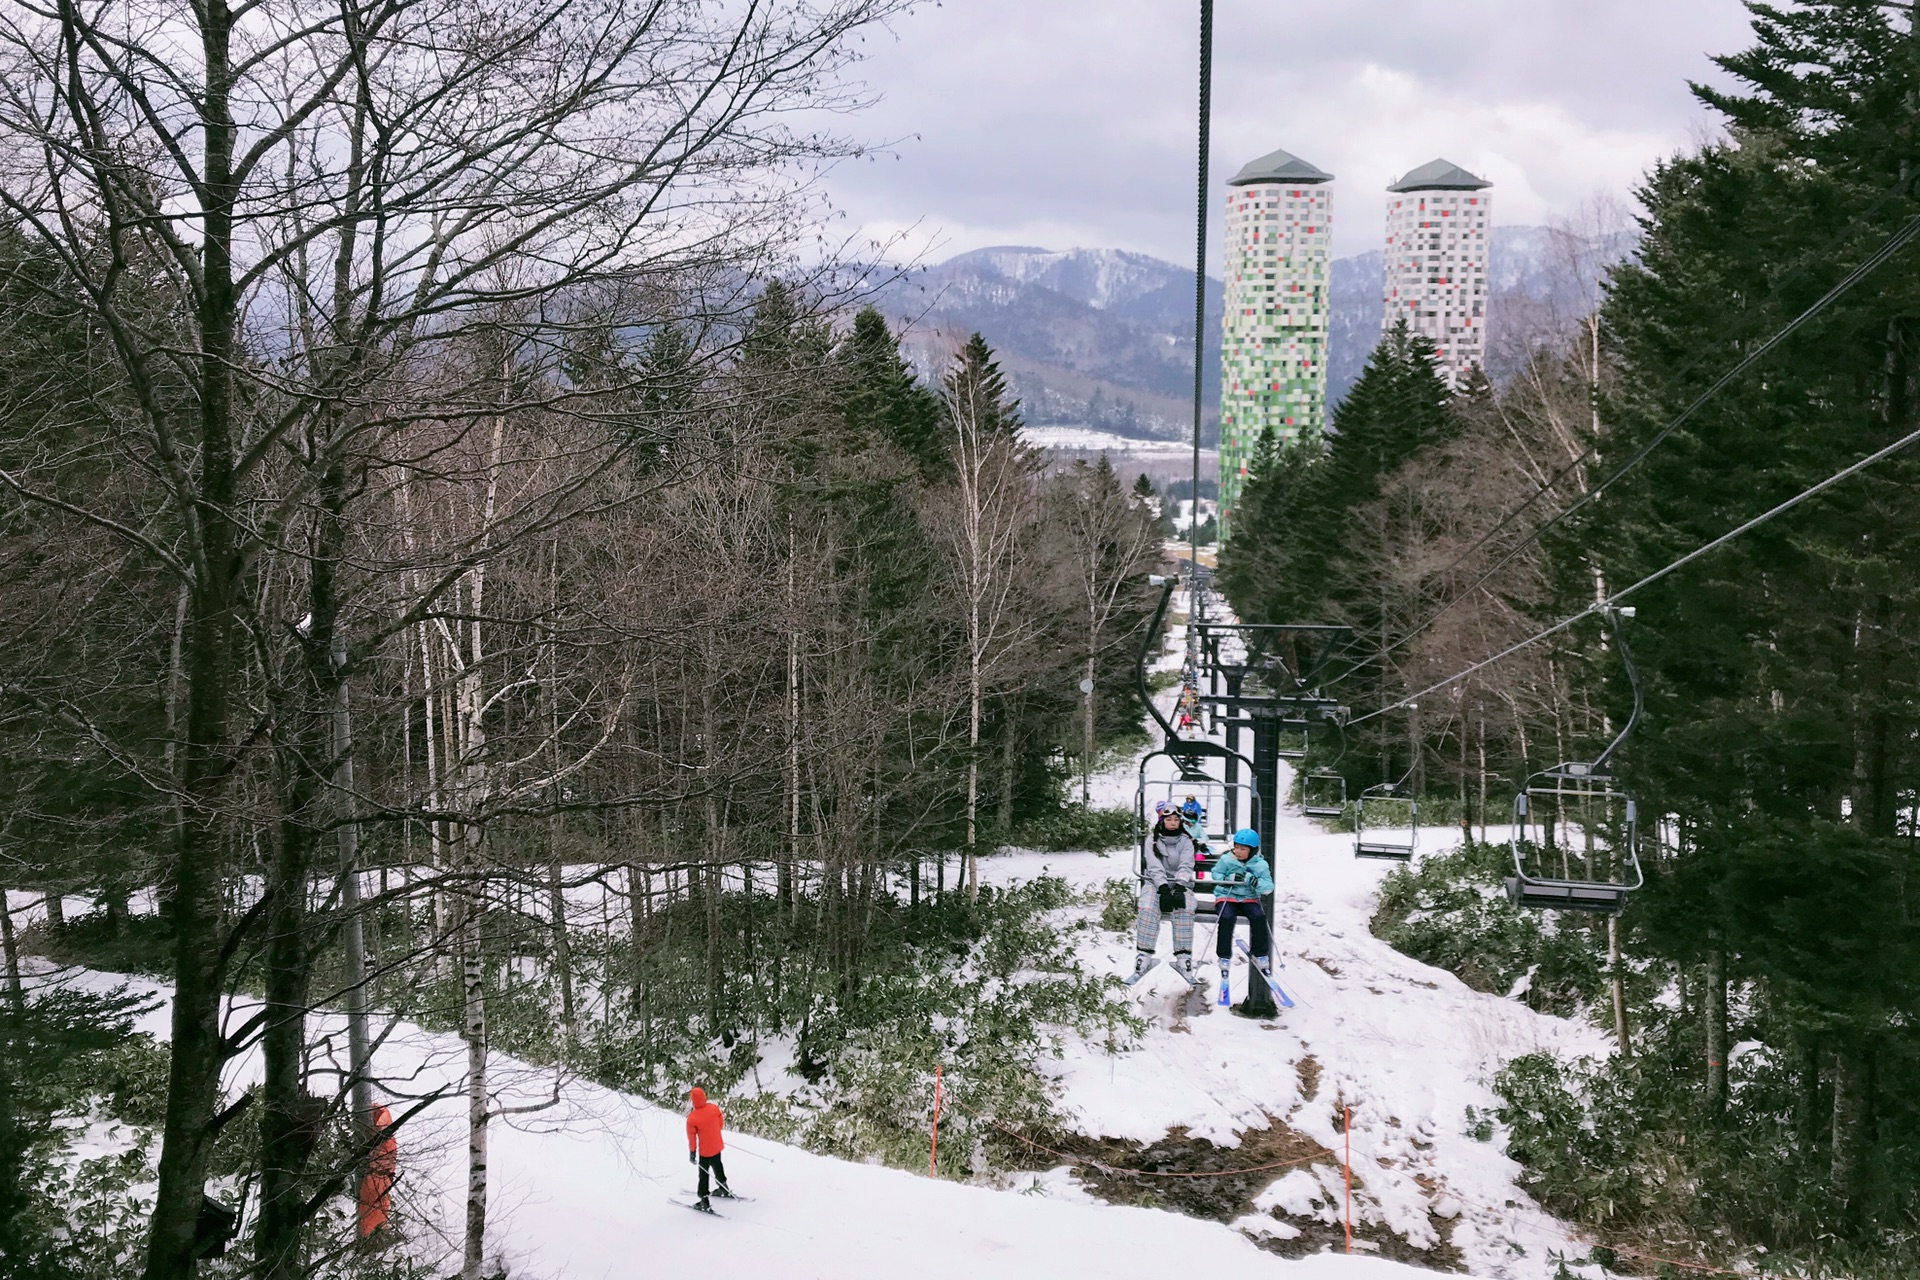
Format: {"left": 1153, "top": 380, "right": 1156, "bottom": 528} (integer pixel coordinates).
{"left": 1235, "top": 940, "right": 1295, "bottom": 1008}
{"left": 669, "top": 1197, "right": 724, "bottom": 1217}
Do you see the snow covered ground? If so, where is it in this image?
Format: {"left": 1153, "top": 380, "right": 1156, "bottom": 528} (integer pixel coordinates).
{"left": 975, "top": 791, "right": 1608, "bottom": 1279}
{"left": 35, "top": 954, "right": 1449, "bottom": 1280}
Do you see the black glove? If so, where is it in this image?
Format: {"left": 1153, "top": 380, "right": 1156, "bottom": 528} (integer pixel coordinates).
{"left": 689, "top": 1151, "right": 697, "bottom": 1165}
{"left": 1157, "top": 883, "right": 1183, "bottom": 914}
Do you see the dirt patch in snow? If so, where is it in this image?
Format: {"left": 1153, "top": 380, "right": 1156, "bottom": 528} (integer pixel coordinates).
{"left": 1295, "top": 1055, "right": 1322, "bottom": 1101}
{"left": 1244, "top": 1213, "right": 1466, "bottom": 1273}
{"left": 1032, "top": 1116, "right": 1331, "bottom": 1224}
{"left": 1021, "top": 1115, "right": 1467, "bottom": 1274}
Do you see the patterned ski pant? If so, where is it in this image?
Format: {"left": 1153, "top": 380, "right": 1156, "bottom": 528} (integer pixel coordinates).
{"left": 1134, "top": 882, "right": 1195, "bottom": 958}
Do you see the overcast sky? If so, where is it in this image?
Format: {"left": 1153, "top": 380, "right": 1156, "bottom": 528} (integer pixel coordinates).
{"left": 825, "top": 0, "right": 1758, "bottom": 267}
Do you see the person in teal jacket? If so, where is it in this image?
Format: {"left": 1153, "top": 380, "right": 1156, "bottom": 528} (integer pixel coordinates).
{"left": 1212, "top": 828, "right": 1274, "bottom": 986}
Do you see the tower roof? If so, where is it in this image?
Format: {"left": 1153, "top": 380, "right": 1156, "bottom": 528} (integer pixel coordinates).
{"left": 1229, "top": 148, "right": 1333, "bottom": 187}
{"left": 1387, "top": 159, "right": 1490, "bottom": 192}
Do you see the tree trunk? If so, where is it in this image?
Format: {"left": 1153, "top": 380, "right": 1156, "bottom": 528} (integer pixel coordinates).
{"left": 545, "top": 546, "right": 575, "bottom": 1035}
{"left": 462, "top": 875, "right": 490, "bottom": 1280}
{"left": 1794, "top": 1035, "right": 1822, "bottom": 1155}
{"left": 628, "top": 862, "right": 649, "bottom": 1012}
{"left": 1476, "top": 715, "right": 1488, "bottom": 844}
{"left": 144, "top": 398, "right": 244, "bottom": 1280}
{"left": 335, "top": 640, "right": 375, "bottom": 1189}
{"left": 1704, "top": 945, "right": 1727, "bottom": 1118}
{"left": 996, "top": 705, "right": 1017, "bottom": 839}
{"left": 966, "top": 645, "right": 981, "bottom": 901}
{"left": 255, "top": 804, "right": 318, "bottom": 1280}
{"left": 0, "top": 887, "right": 23, "bottom": 1017}
{"left": 1408, "top": 701, "right": 1423, "bottom": 797}
{"left": 784, "top": 533, "right": 799, "bottom": 912}
{"left": 1831, "top": 1044, "right": 1868, "bottom": 1221}
{"left": 1607, "top": 914, "right": 1631, "bottom": 1058}
{"left": 1082, "top": 651, "right": 1096, "bottom": 807}
{"left": 140, "top": 5, "right": 252, "bottom": 1270}
{"left": 260, "top": 462, "right": 355, "bottom": 1276}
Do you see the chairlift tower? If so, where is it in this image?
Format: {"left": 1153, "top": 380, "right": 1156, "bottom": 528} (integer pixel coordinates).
{"left": 1133, "top": 579, "right": 1350, "bottom": 1016}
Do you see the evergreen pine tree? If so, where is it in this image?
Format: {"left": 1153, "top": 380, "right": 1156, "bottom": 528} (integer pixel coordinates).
{"left": 942, "top": 332, "right": 1025, "bottom": 445}
{"left": 1573, "top": 2, "right": 1920, "bottom": 1235}
{"left": 1217, "top": 320, "right": 1454, "bottom": 630}
{"left": 838, "top": 307, "right": 944, "bottom": 477}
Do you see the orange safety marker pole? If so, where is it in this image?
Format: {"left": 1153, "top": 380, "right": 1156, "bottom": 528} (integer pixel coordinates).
{"left": 1343, "top": 1104, "right": 1353, "bottom": 1254}
{"left": 929, "top": 1065, "right": 944, "bottom": 1176}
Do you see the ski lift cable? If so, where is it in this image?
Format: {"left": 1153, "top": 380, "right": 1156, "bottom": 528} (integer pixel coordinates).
{"left": 1410, "top": 200, "right": 1920, "bottom": 605}
{"left": 1186, "top": 0, "right": 1212, "bottom": 578}
{"left": 1340, "top": 211, "right": 1920, "bottom": 681}
{"left": 1347, "top": 418, "right": 1920, "bottom": 727}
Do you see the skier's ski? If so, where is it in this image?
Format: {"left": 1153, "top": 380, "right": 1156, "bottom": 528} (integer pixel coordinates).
{"left": 686, "top": 1190, "right": 754, "bottom": 1202}
{"left": 1235, "top": 940, "right": 1295, "bottom": 1008}
{"left": 1123, "top": 957, "right": 1162, "bottom": 988}
{"left": 669, "top": 1197, "right": 724, "bottom": 1217}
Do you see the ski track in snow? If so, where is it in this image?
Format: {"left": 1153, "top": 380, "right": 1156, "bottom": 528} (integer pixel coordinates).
{"left": 12, "top": 594, "right": 1614, "bottom": 1278}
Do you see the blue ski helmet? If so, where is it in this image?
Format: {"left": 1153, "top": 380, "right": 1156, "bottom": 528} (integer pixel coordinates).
{"left": 1232, "top": 828, "right": 1260, "bottom": 850}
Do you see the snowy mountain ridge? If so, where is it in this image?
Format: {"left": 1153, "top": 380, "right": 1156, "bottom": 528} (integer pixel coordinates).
{"left": 880, "top": 228, "right": 1632, "bottom": 449}
{"left": 941, "top": 245, "right": 1196, "bottom": 312}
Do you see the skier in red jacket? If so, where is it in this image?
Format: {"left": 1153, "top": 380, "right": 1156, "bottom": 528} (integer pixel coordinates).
{"left": 686, "top": 1087, "right": 733, "bottom": 1210}
{"left": 357, "top": 1104, "right": 398, "bottom": 1247}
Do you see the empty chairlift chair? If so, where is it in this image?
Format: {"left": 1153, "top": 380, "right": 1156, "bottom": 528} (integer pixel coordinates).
{"left": 1505, "top": 606, "right": 1647, "bottom": 914}
{"left": 1353, "top": 783, "right": 1417, "bottom": 861}
{"left": 1506, "top": 766, "right": 1642, "bottom": 912}
{"left": 1301, "top": 771, "right": 1347, "bottom": 819}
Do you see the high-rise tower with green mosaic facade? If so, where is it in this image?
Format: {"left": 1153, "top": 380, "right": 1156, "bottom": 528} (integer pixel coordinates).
{"left": 1217, "top": 148, "right": 1332, "bottom": 540}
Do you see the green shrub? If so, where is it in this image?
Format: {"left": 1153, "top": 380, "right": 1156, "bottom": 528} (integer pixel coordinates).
{"left": 1490, "top": 1008, "right": 1920, "bottom": 1278}
{"left": 1370, "top": 839, "right": 1603, "bottom": 1015}
{"left": 1010, "top": 803, "right": 1135, "bottom": 852}
{"left": 1099, "top": 878, "right": 1138, "bottom": 932}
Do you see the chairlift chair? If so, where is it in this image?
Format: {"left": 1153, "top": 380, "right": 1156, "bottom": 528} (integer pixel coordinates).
{"left": 1302, "top": 771, "right": 1348, "bottom": 819}
{"left": 1300, "top": 715, "right": 1349, "bottom": 819}
{"left": 1506, "top": 766, "right": 1641, "bottom": 913}
{"left": 1354, "top": 783, "right": 1418, "bottom": 861}
{"left": 1505, "top": 606, "right": 1646, "bottom": 914}
{"left": 1135, "top": 745, "right": 1260, "bottom": 918}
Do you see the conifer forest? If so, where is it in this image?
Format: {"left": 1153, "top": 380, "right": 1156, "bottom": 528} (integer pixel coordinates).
{"left": 3, "top": 2, "right": 1920, "bottom": 1279}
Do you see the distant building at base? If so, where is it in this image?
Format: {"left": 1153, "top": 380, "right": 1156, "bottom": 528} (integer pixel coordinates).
{"left": 1218, "top": 147, "right": 1332, "bottom": 540}
{"left": 1383, "top": 159, "right": 1491, "bottom": 387}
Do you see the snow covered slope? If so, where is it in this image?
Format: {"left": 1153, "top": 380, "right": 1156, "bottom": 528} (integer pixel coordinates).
{"left": 406, "top": 1065, "right": 1440, "bottom": 1280}
{"left": 980, "top": 810, "right": 1606, "bottom": 1277}
{"left": 50, "top": 962, "right": 1441, "bottom": 1280}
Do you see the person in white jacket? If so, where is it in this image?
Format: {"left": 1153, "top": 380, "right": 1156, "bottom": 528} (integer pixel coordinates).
{"left": 1129, "top": 801, "right": 1199, "bottom": 985}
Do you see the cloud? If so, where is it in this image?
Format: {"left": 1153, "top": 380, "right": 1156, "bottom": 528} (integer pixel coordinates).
{"left": 827, "top": 0, "right": 1755, "bottom": 264}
